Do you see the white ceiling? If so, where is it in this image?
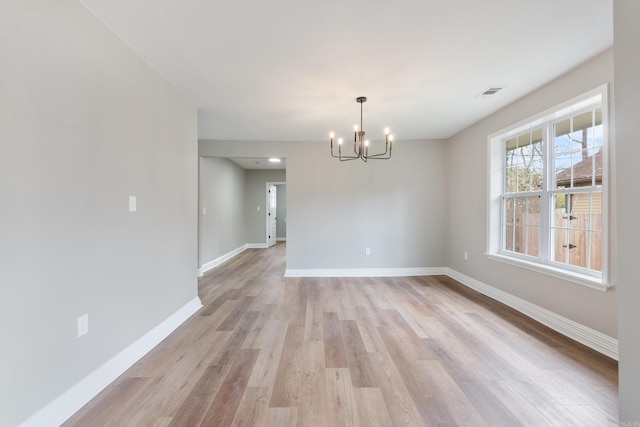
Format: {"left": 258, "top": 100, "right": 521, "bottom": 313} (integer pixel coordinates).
{"left": 81, "top": 0, "right": 612, "bottom": 142}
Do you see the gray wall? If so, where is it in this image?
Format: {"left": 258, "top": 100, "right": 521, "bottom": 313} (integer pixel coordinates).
{"left": 199, "top": 139, "right": 448, "bottom": 270}
{"left": 199, "top": 157, "right": 246, "bottom": 265}
{"left": 614, "top": 1, "right": 640, "bottom": 422}
{"left": 276, "top": 184, "right": 287, "bottom": 239}
{"left": 446, "top": 49, "right": 617, "bottom": 338}
{"left": 5, "top": 2, "right": 628, "bottom": 425}
{"left": 0, "top": 2, "right": 198, "bottom": 426}
{"left": 198, "top": 161, "right": 285, "bottom": 265}
{"left": 286, "top": 140, "right": 447, "bottom": 269}
{"left": 245, "top": 169, "right": 287, "bottom": 244}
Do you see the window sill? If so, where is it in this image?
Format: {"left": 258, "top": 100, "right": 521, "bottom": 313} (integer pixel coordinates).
{"left": 485, "top": 253, "right": 613, "bottom": 292}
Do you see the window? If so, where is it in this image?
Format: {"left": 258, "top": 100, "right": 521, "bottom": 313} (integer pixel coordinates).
{"left": 487, "top": 85, "right": 610, "bottom": 291}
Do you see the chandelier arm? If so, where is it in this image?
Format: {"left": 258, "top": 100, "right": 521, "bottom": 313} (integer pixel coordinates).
{"left": 364, "top": 152, "right": 391, "bottom": 160}
{"left": 365, "top": 133, "right": 393, "bottom": 158}
{"left": 331, "top": 136, "right": 360, "bottom": 160}
{"left": 331, "top": 145, "right": 358, "bottom": 160}
{"left": 365, "top": 143, "right": 392, "bottom": 159}
{"left": 330, "top": 140, "right": 340, "bottom": 158}
{"left": 331, "top": 137, "right": 392, "bottom": 160}
{"left": 364, "top": 143, "right": 390, "bottom": 158}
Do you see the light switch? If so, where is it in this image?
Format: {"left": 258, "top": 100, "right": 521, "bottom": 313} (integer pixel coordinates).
{"left": 129, "top": 196, "right": 137, "bottom": 212}
{"left": 78, "top": 314, "right": 89, "bottom": 337}
{"left": 257, "top": 206, "right": 261, "bottom": 211}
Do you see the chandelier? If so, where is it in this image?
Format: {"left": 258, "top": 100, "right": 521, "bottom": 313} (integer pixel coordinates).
{"left": 329, "top": 96, "right": 394, "bottom": 162}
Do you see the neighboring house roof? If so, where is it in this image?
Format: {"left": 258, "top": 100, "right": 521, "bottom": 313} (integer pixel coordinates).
{"left": 556, "top": 149, "right": 602, "bottom": 186}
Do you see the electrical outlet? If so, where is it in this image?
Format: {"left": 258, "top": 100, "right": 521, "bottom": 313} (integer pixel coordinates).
{"left": 78, "top": 314, "right": 89, "bottom": 337}
{"left": 129, "top": 196, "right": 137, "bottom": 212}
{"left": 464, "top": 251, "right": 469, "bottom": 260}
{"left": 365, "top": 248, "right": 371, "bottom": 256}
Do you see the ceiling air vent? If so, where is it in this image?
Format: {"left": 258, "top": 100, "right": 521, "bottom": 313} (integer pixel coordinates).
{"left": 477, "top": 86, "right": 505, "bottom": 98}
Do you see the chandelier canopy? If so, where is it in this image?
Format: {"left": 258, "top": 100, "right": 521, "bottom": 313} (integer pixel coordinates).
{"left": 329, "top": 97, "right": 393, "bottom": 162}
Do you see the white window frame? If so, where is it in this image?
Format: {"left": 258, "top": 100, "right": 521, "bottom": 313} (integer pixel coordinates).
{"left": 486, "top": 85, "right": 611, "bottom": 292}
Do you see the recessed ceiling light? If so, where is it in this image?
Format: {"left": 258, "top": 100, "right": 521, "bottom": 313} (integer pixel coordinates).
{"left": 268, "top": 158, "right": 281, "bottom": 163}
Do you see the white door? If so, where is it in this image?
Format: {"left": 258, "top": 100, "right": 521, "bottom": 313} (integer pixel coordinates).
{"left": 268, "top": 184, "right": 277, "bottom": 247}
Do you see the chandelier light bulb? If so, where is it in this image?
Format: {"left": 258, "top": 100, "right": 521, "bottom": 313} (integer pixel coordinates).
{"left": 338, "top": 138, "right": 343, "bottom": 145}
{"left": 384, "top": 127, "right": 390, "bottom": 135}
{"left": 365, "top": 140, "right": 370, "bottom": 147}
{"left": 354, "top": 125, "right": 359, "bottom": 132}
{"left": 389, "top": 135, "right": 394, "bottom": 142}
{"left": 329, "top": 131, "right": 335, "bottom": 139}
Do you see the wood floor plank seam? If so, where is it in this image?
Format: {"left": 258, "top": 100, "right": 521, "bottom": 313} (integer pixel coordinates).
{"left": 64, "top": 242, "right": 618, "bottom": 427}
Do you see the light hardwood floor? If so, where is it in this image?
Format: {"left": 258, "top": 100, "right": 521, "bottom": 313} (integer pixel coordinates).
{"left": 65, "top": 242, "right": 618, "bottom": 426}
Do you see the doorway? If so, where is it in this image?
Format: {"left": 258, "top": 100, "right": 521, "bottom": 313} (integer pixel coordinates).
{"left": 266, "top": 182, "right": 286, "bottom": 247}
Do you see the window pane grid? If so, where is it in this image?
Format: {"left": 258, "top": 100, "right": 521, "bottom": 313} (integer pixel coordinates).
{"left": 553, "top": 108, "right": 603, "bottom": 191}
{"left": 491, "top": 87, "right": 606, "bottom": 285}
{"left": 549, "top": 107, "right": 602, "bottom": 273}
{"left": 550, "top": 190, "right": 601, "bottom": 271}
{"left": 505, "top": 129, "right": 543, "bottom": 194}
{"left": 502, "top": 195, "right": 540, "bottom": 257}
{"left": 499, "top": 101, "right": 603, "bottom": 276}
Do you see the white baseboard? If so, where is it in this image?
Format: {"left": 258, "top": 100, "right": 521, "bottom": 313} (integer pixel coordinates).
{"left": 19, "top": 297, "right": 203, "bottom": 427}
{"left": 446, "top": 268, "right": 618, "bottom": 360}
{"left": 199, "top": 243, "right": 274, "bottom": 277}
{"left": 284, "top": 267, "right": 447, "bottom": 278}
{"left": 199, "top": 245, "right": 248, "bottom": 276}
{"left": 276, "top": 237, "right": 286, "bottom": 242}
